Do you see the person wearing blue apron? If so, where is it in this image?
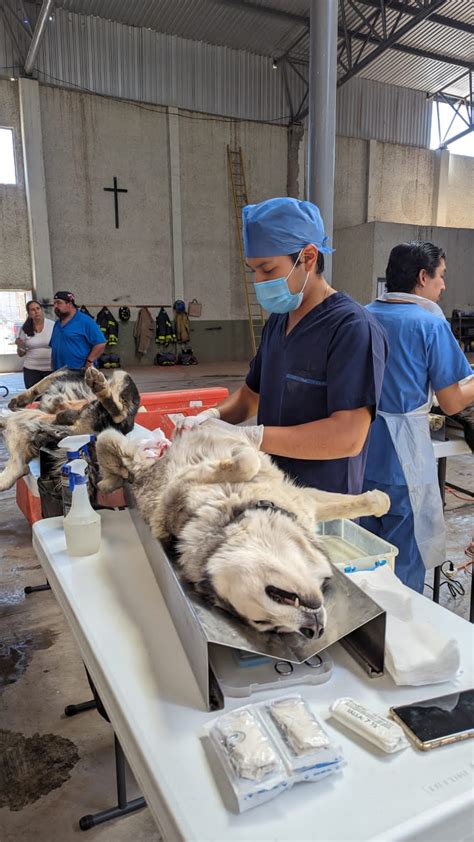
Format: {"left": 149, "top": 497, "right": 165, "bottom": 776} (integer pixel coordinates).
{"left": 177, "top": 198, "right": 388, "bottom": 495}
{"left": 361, "top": 241, "right": 474, "bottom": 592}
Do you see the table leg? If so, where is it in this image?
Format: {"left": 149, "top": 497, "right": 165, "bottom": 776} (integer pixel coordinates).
{"left": 65, "top": 699, "right": 97, "bottom": 717}
{"left": 432, "top": 457, "right": 447, "bottom": 603}
{"left": 79, "top": 734, "right": 146, "bottom": 831}
{"left": 24, "top": 581, "right": 51, "bottom": 594}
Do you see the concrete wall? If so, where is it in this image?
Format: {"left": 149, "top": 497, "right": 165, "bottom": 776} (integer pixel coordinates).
{"left": 446, "top": 155, "right": 474, "bottom": 230}
{"left": 372, "top": 223, "right": 474, "bottom": 315}
{"left": 2, "top": 76, "right": 474, "bottom": 370}
{"left": 367, "top": 140, "right": 435, "bottom": 226}
{"left": 333, "top": 223, "right": 375, "bottom": 303}
{"left": 39, "top": 86, "right": 174, "bottom": 309}
{"left": 179, "top": 110, "right": 288, "bottom": 322}
{"left": 0, "top": 80, "right": 31, "bottom": 290}
{"left": 334, "top": 137, "right": 369, "bottom": 229}
{"left": 335, "top": 221, "right": 474, "bottom": 314}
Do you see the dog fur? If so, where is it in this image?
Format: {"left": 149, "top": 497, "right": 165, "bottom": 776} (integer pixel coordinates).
{"left": 96, "top": 419, "right": 390, "bottom": 639}
{"left": 0, "top": 367, "right": 140, "bottom": 492}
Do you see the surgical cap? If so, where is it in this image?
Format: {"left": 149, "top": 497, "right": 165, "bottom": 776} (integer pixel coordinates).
{"left": 242, "top": 197, "right": 334, "bottom": 258}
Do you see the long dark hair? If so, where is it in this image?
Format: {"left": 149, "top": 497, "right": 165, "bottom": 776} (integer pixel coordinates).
{"left": 21, "top": 299, "right": 44, "bottom": 337}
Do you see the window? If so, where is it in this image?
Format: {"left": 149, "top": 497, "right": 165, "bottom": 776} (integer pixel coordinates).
{"left": 0, "top": 290, "right": 31, "bottom": 355}
{"left": 430, "top": 102, "right": 474, "bottom": 158}
{"left": 0, "top": 128, "right": 17, "bottom": 184}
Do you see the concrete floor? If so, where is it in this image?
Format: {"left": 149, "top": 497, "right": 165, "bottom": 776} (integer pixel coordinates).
{"left": 0, "top": 364, "right": 473, "bottom": 840}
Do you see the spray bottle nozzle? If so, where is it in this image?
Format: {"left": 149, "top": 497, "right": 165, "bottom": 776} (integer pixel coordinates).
{"left": 58, "top": 434, "right": 95, "bottom": 459}
{"left": 68, "top": 458, "right": 89, "bottom": 491}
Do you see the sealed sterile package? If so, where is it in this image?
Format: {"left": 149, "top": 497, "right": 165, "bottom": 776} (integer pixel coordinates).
{"left": 261, "top": 695, "right": 345, "bottom": 779}
{"left": 205, "top": 706, "right": 290, "bottom": 812}
{"left": 267, "top": 696, "right": 330, "bottom": 754}
{"left": 330, "top": 697, "right": 409, "bottom": 753}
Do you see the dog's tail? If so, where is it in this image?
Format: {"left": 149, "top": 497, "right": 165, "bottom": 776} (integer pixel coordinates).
{"left": 96, "top": 428, "right": 139, "bottom": 492}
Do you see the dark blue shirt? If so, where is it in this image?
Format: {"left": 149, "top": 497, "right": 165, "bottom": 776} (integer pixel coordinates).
{"left": 246, "top": 292, "right": 388, "bottom": 493}
{"left": 50, "top": 310, "right": 105, "bottom": 370}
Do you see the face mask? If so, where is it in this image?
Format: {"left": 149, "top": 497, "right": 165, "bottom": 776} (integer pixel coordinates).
{"left": 254, "top": 253, "right": 309, "bottom": 314}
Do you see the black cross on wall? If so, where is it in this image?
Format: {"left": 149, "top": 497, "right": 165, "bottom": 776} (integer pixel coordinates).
{"left": 103, "top": 177, "right": 128, "bottom": 229}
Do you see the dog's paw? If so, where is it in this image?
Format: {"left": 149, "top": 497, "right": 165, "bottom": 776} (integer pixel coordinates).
{"left": 365, "top": 490, "right": 391, "bottom": 517}
{"left": 98, "top": 476, "right": 123, "bottom": 493}
{"left": 85, "top": 366, "right": 107, "bottom": 393}
{"left": 8, "top": 393, "right": 30, "bottom": 410}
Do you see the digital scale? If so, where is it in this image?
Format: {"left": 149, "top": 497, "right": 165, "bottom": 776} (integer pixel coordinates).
{"left": 126, "top": 487, "right": 387, "bottom": 711}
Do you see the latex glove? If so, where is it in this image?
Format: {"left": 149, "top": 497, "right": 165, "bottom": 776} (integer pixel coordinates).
{"left": 173, "top": 406, "right": 220, "bottom": 435}
{"left": 212, "top": 419, "right": 264, "bottom": 449}
{"left": 236, "top": 424, "right": 264, "bottom": 449}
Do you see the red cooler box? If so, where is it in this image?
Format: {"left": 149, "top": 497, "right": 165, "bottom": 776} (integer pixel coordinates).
{"left": 137, "top": 387, "right": 229, "bottom": 437}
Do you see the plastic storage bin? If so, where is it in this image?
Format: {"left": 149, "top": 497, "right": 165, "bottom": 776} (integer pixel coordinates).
{"left": 315, "top": 518, "right": 398, "bottom": 572}
{"left": 138, "top": 387, "right": 229, "bottom": 436}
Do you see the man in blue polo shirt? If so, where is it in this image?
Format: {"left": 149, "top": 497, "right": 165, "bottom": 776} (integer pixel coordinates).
{"left": 177, "top": 198, "right": 388, "bottom": 495}
{"left": 50, "top": 291, "right": 106, "bottom": 370}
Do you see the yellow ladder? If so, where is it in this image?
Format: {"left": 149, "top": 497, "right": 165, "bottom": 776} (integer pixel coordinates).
{"left": 227, "top": 145, "right": 265, "bottom": 356}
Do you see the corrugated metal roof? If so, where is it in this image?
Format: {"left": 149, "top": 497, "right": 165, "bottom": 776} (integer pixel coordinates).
{"left": 48, "top": 0, "right": 473, "bottom": 96}
{"left": 337, "top": 76, "right": 431, "bottom": 146}
{"left": 30, "top": 8, "right": 306, "bottom": 122}
{"left": 0, "top": 1, "right": 469, "bottom": 145}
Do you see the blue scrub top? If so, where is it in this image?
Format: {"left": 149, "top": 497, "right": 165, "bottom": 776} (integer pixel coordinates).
{"left": 246, "top": 292, "right": 388, "bottom": 494}
{"left": 364, "top": 301, "right": 472, "bottom": 485}
{"left": 50, "top": 310, "right": 105, "bottom": 370}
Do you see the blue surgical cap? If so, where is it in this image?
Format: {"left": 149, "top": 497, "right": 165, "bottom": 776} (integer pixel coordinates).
{"left": 242, "top": 197, "right": 334, "bottom": 258}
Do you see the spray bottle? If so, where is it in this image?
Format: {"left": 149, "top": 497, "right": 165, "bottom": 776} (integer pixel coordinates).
{"left": 63, "top": 459, "right": 101, "bottom": 557}
{"left": 57, "top": 434, "right": 96, "bottom": 515}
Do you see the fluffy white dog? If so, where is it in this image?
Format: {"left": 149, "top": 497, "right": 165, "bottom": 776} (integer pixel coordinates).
{"left": 96, "top": 419, "right": 390, "bottom": 640}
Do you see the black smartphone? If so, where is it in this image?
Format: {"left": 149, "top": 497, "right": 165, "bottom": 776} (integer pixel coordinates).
{"left": 390, "top": 689, "right": 474, "bottom": 751}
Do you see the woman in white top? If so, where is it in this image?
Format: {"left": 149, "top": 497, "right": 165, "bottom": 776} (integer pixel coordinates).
{"left": 15, "top": 300, "right": 54, "bottom": 388}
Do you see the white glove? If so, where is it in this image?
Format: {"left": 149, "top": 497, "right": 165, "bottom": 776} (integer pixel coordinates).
{"left": 209, "top": 419, "right": 264, "bottom": 449}
{"left": 235, "top": 424, "right": 265, "bottom": 449}
{"left": 173, "top": 406, "right": 220, "bottom": 435}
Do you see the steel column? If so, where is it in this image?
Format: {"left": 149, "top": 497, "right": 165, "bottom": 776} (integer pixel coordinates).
{"left": 24, "top": 0, "right": 54, "bottom": 76}
{"left": 307, "top": 0, "right": 338, "bottom": 283}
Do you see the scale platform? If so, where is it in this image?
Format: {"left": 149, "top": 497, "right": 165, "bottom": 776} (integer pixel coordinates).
{"left": 126, "top": 487, "right": 386, "bottom": 710}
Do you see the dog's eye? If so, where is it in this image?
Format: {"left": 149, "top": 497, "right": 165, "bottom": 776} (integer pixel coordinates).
{"left": 321, "top": 577, "right": 332, "bottom": 593}
{"left": 253, "top": 619, "right": 270, "bottom": 625}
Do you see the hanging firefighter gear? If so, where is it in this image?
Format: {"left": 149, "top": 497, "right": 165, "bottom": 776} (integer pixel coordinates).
{"left": 118, "top": 306, "right": 131, "bottom": 322}
{"left": 134, "top": 307, "right": 154, "bottom": 355}
{"left": 96, "top": 307, "right": 119, "bottom": 346}
{"left": 156, "top": 307, "right": 176, "bottom": 344}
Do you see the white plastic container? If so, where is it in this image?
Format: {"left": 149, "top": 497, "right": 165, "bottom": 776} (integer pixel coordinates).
{"left": 315, "top": 519, "right": 398, "bottom": 572}
{"left": 63, "top": 459, "right": 101, "bottom": 557}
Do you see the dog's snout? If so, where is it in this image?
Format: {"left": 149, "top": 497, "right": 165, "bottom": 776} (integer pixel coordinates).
{"left": 299, "top": 620, "right": 324, "bottom": 639}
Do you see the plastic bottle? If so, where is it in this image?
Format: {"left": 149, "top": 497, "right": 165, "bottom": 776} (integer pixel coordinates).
{"left": 57, "top": 434, "right": 96, "bottom": 515}
{"left": 63, "top": 459, "right": 101, "bottom": 557}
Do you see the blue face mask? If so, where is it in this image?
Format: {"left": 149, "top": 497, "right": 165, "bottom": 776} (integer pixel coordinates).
{"left": 254, "top": 254, "right": 309, "bottom": 314}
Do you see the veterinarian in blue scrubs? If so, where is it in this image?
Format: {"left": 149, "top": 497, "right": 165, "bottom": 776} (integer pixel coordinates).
{"left": 360, "top": 242, "right": 474, "bottom": 592}
{"left": 179, "top": 198, "right": 388, "bottom": 495}
{"left": 50, "top": 291, "right": 106, "bottom": 370}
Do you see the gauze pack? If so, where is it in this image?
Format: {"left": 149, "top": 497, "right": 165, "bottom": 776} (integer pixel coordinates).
{"left": 330, "top": 697, "right": 409, "bottom": 753}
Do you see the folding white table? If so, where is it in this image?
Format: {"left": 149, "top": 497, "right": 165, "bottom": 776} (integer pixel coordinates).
{"left": 33, "top": 510, "right": 474, "bottom": 842}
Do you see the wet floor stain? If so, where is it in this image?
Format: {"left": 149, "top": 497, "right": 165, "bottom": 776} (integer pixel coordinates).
{"left": 9, "top": 564, "right": 41, "bottom": 574}
{"left": 0, "top": 628, "right": 57, "bottom": 692}
{"left": 0, "top": 729, "right": 79, "bottom": 810}
{"left": 0, "top": 588, "right": 25, "bottom": 607}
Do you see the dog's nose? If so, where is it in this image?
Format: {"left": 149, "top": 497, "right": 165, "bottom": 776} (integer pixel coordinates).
{"left": 299, "top": 619, "right": 324, "bottom": 639}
